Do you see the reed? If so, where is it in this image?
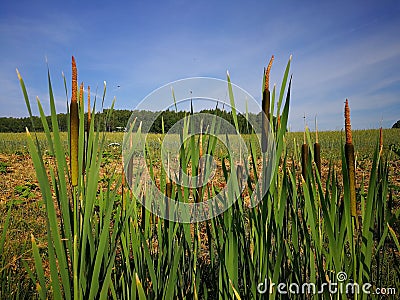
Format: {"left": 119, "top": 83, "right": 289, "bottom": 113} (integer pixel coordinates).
{"left": 314, "top": 116, "right": 321, "bottom": 175}
{"left": 261, "top": 55, "right": 274, "bottom": 152}
{"left": 344, "top": 99, "right": 357, "bottom": 218}
{"left": 70, "top": 56, "right": 79, "bottom": 187}
{"left": 301, "top": 124, "right": 309, "bottom": 180}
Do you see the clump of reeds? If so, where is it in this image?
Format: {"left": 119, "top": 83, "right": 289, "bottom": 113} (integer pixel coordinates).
{"left": 15, "top": 54, "right": 399, "bottom": 299}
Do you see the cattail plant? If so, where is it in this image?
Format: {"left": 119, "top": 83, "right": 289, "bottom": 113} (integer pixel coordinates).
{"left": 379, "top": 126, "right": 383, "bottom": 155}
{"left": 314, "top": 116, "right": 321, "bottom": 175}
{"left": 87, "top": 86, "right": 91, "bottom": 127}
{"left": 344, "top": 99, "right": 357, "bottom": 219}
{"left": 70, "top": 56, "right": 79, "bottom": 187}
{"left": 79, "top": 82, "right": 84, "bottom": 108}
{"left": 196, "top": 120, "right": 203, "bottom": 203}
{"left": 261, "top": 55, "right": 274, "bottom": 152}
{"left": 276, "top": 114, "right": 281, "bottom": 131}
{"left": 83, "top": 85, "right": 91, "bottom": 175}
{"left": 301, "top": 124, "right": 308, "bottom": 180}
{"left": 165, "top": 156, "right": 172, "bottom": 222}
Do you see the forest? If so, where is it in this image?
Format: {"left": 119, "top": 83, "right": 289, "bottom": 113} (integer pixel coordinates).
{"left": 0, "top": 108, "right": 262, "bottom": 134}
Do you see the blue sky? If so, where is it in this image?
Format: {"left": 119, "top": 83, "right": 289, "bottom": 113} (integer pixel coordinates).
{"left": 1, "top": 0, "right": 399, "bottom": 130}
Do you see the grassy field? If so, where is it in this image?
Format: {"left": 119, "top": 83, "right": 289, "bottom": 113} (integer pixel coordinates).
{"left": 1, "top": 128, "right": 399, "bottom": 157}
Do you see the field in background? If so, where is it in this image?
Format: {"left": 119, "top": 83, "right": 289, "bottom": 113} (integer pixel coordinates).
{"left": 1, "top": 129, "right": 399, "bottom": 212}
{"left": 1, "top": 129, "right": 399, "bottom": 157}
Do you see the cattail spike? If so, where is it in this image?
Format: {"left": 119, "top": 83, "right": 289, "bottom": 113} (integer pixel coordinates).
{"left": 71, "top": 57, "right": 77, "bottom": 104}
{"left": 262, "top": 55, "right": 273, "bottom": 152}
{"left": 264, "top": 55, "right": 274, "bottom": 91}
{"left": 70, "top": 56, "right": 79, "bottom": 186}
{"left": 79, "top": 82, "right": 84, "bottom": 108}
{"left": 314, "top": 143, "right": 321, "bottom": 175}
{"left": 301, "top": 143, "right": 308, "bottom": 180}
{"left": 345, "top": 99, "right": 352, "bottom": 144}
{"left": 166, "top": 153, "right": 170, "bottom": 184}
{"left": 197, "top": 119, "right": 204, "bottom": 202}
{"left": 344, "top": 99, "right": 357, "bottom": 221}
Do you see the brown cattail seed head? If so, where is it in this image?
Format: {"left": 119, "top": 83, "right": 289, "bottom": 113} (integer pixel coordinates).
{"left": 314, "top": 143, "right": 321, "bottom": 175}
{"left": 264, "top": 55, "right": 274, "bottom": 92}
{"left": 345, "top": 99, "right": 352, "bottom": 144}
{"left": 79, "top": 82, "right": 84, "bottom": 108}
{"left": 301, "top": 143, "right": 308, "bottom": 180}
{"left": 70, "top": 56, "right": 79, "bottom": 186}
{"left": 345, "top": 143, "right": 357, "bottom": 217}
{"left": 71, "top": 57, "right": 77, "bottom": 104}
{"left": 262, "top": 55, "right": 273, "bottom": 152}
{"left": 379, "top": 126, "right": 383, "bottom": 153}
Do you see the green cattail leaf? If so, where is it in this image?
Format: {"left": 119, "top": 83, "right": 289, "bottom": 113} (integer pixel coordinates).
{"left": 16, "top": 69, "right": 36, "bottom": 131}
{"left": 388, "top": 223, "right": 400, "bottom": 252}
{"left": 229, "top": 279, "right": 242, "bottom": 300}
{"left": 226, "top": 71, "right": 239, "bottom": 133}
{"left": 277, "top": 55, "right": 292, "bottom": 116}
{"left": 31, "top": 234, "right": 47, "bottom": 300}
{"left": 135, "top": 273, "right": 147, "bottom": 300}
{"left": 0, "top": 205, "right": 12, "bottom": 256}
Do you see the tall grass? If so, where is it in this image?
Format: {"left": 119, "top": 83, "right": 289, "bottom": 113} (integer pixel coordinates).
{"left": 11, "top": 55, "right": 400, "bottom": 299}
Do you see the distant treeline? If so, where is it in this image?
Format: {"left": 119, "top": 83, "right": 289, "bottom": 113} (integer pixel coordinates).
{"left": 0, "top": 109, "right": 267, "bottom": 134}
